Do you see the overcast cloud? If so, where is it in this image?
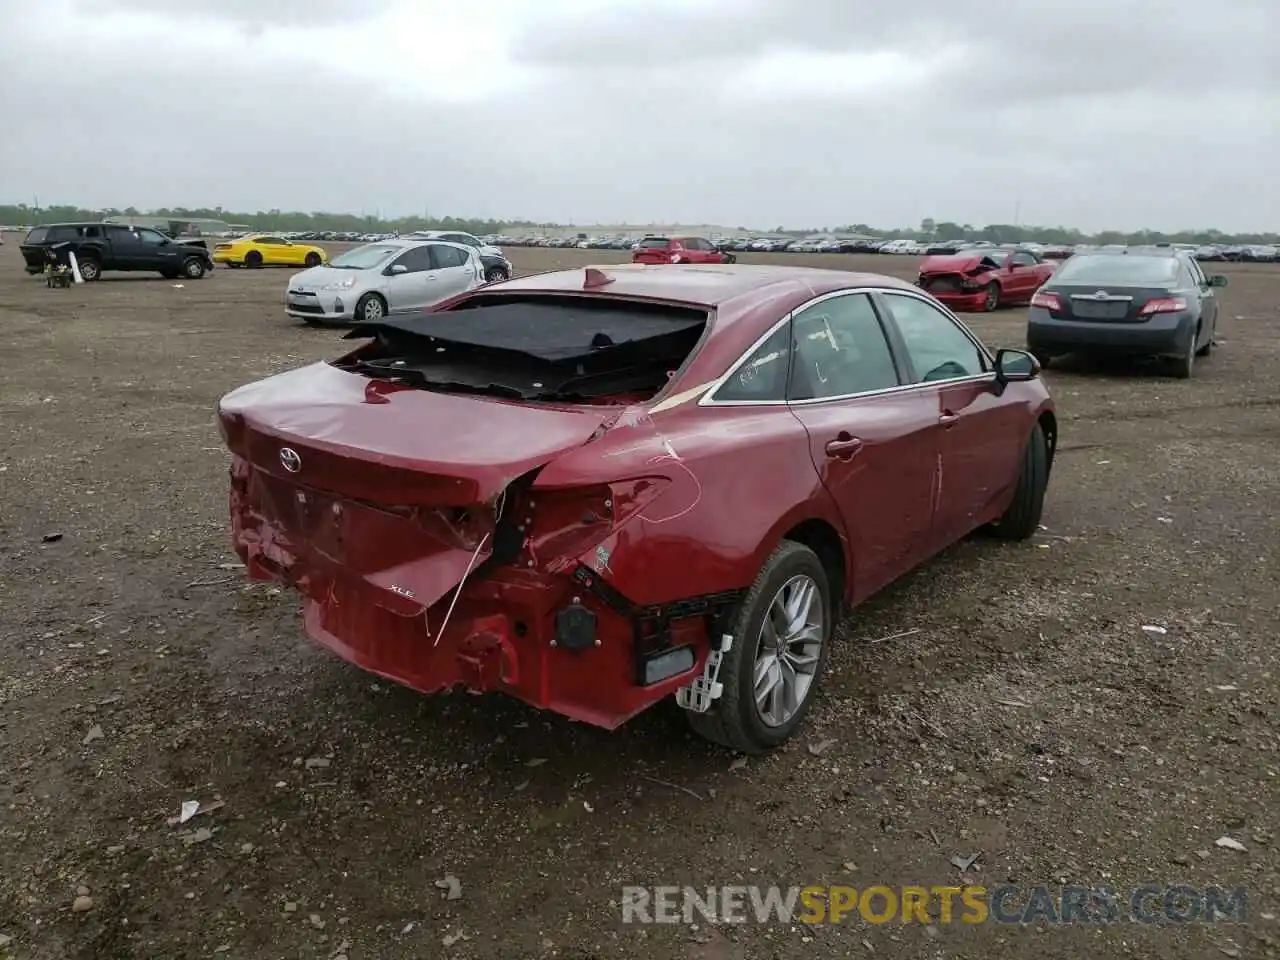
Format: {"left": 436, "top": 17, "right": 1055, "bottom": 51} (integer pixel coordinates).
{"left": 0, "top": 0, "right": 1275, "bottom": 231}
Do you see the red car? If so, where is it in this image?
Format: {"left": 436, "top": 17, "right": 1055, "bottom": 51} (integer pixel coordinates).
{"left": 632, "top": 236, "right": 736, "bottom": 265}
{"left": 917, "top": 247, "right": 1056, "bottom": 312}
{"left": 218, "top": 265, "right": 1056, "bottom": 753}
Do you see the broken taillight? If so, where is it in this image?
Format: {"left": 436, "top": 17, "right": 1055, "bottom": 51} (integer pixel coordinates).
{"left": 1030, "top": 291, "right": 1062, "bottom": 312}
{"left": 1139, "top": 296, "right": 1188, "bottom": 316}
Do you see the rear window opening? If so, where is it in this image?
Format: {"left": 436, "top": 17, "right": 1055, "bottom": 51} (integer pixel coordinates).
{"left": 334, "top": 295, "right": 708, "bottom": 405}
{"left": 636, "top": 238, "right": 671, "bottom": 249}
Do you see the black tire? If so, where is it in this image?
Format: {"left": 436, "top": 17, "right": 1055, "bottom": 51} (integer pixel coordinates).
{"left": 686, "top": 540, "right": 833, "bottom": 754}
{"left": 304, "top": 252, "right": 322, "bottom": 268}
{"left": 990, "top": 422, "right": 1048, "bottom": 540}
{"left": 244, "top": 250, "right": 263, "bottom": 269}
{"left": 77, "top": 257, "right": 101, "bottom": 281}
{"left": 484, "top": 266, "right": 509, "bottom": 283}
{"left": 723, "top": 254, "right": 737, "bottom": 264}
{"left": 181, "top": 257, "right": 206, "bottom": 279}
{"left": 1196, "top": 322, "right": 1214, "bottom": 357}
{"left": 1170, "top": 324, "right": 1197, "bottom": 379}
{"left": 983, "top": 282, "right": 1001, "bottom": 312}
{"left": 354, "top": 292, "right": 387, "bottom": 323}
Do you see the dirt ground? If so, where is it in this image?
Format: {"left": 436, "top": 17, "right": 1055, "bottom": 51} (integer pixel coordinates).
{"left": 1, "top": 241, "right": 1279, "bottom": 960}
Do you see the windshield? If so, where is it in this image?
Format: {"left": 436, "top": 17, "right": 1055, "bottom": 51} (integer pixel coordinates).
{"left": 954, "top": 248, "right": 1005, "bottom": 260}
{"left": 1054, "top": 255, "right": 1179, "bottom": 285}
{"left": 328, "top": 244, "right": 401, "bottom": 270}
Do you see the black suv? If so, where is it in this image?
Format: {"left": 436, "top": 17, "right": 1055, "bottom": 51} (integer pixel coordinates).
{"left": 20, "top": 222, "right": 214, "bottom": 281}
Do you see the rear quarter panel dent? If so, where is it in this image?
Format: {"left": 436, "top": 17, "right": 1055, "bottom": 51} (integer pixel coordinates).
{"left": 545, "top": 407, "right": 848, "bottom": 608}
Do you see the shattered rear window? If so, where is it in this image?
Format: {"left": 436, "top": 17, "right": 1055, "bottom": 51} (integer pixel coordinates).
{"left": 636, "top": 238, "right": 670, "bottom": 249}
{"left": 335, "top": 296, "right": 708, "bottom": 403}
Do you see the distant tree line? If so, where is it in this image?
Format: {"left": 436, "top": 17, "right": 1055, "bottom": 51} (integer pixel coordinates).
{"left": 1, "top": 203, "right": 1274, "bottom": 245}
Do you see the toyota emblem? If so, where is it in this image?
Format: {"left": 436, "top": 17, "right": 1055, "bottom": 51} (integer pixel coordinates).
{"left": 279, "top": 447, "right": 302, "bottom": 473}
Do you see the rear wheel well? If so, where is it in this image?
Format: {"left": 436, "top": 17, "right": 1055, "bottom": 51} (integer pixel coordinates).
{"left": 781, "top": 519, "right": 846, "bottom": 621}
{"left": 1038, "top": 410, "right": 1057, "bottom": 474}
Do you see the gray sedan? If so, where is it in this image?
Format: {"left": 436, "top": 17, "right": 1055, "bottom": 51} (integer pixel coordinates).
{"left": 285, "top": 239, "right": 484, "bottom": 325}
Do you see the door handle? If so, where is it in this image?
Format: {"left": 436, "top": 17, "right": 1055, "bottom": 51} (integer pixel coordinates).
{"left": 824, "top": 434, "right": 863, "bottom": 459}
{"left": 938, "top": 412, "right": 959, "bottom": 426}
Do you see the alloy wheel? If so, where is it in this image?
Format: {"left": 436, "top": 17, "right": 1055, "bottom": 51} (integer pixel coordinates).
{"left": 752, "top": 574, "right": 825, "bottom": 727}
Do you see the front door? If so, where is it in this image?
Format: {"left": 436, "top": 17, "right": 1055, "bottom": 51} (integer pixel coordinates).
{"left": 134, "top": 227, "right": 183, "bottom": 272}
{"left": 783, "top": 291, "right": 939, "bottom": 601}
{"left": 1185, "top": 257, "right": 1218, "bottom": 344}
{"left": 875, "top": 291, "right": 1024, "bottom": 548}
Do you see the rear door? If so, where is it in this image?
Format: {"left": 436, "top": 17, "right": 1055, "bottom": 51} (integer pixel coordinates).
{"left": 874, "top": 291, "right": 1023, "bottom": 548}
{"left": 426, "top": 244, "right": 479, "bottom": 303}
{"left": 783, "top": 291, "right": 939, "bottom": 601}
{"left": 104, "top": 224, "right": 148, "bottom": 269}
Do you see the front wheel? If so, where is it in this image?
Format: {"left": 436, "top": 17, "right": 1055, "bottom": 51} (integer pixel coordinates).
{"left": 354, "top": 292, "right": 386, "bottom": 323}
{"left": 181, "top": 257, "right": 206, "bottom": 279}
{"left": 989, "top": 422, "right": 1048, "bottom": 539}
{"left": 722, "top": 253, "right": 737, "bottom": 264}
{"left": 983, "top": 282, "right": 1001, "bottom": 312}
{"left": 686, "top": 540, "right": 832, "bottom": 754}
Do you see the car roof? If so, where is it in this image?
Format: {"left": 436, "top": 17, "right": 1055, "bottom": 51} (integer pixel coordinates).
{"left": 492, "top": 264, "right": 919, "bottom": 308}
{"left": 1075, "top": 248, "right": 1183, "bottom": 258}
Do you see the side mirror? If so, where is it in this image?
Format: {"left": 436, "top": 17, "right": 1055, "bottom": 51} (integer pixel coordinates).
{"left": 387, "top": 264, "right": 408, "bottom": 275}
{"left": 994, "top": 348, "right": 1039, "bottom": 384}
{"left": 1209, "top": 275, "right": 1228, "bottom": 288}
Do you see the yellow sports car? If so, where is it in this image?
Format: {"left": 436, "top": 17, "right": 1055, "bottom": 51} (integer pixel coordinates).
{"left": 211, "top": 234, "right": 328, "bottom": 268}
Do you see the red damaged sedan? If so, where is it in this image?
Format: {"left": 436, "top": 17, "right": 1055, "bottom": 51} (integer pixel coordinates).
{"left": 218, "top": 264, "right": 1056, "bottom": 753}
{"left": 917, "top": 246, "right": 1057, "bottom": 312}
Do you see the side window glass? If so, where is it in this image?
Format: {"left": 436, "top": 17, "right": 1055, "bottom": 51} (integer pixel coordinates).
{"left": 881, "top": 294, "right": 988, "bottom": 383}
{"left": 137, "top": 228, "right": 167, "bottom": 244}
{"left": 430, "top": 244, "right": 469, "bottom": 269}
{"left": 391, "top": 246, "right": 433, "bottom": 273}
{"left": 1012, "top": 251, "right": 1036, "bottom": 266}
{"left": 788, "top": 294, "right": 900, "bottom": 401}
{"left": 712, "top": 324, "right": 791, "bottom": 402}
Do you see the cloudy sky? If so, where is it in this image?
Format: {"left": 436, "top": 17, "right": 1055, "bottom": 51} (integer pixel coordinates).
{"left": 1, "top": 0, "right": 1275, "bottom": 232}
